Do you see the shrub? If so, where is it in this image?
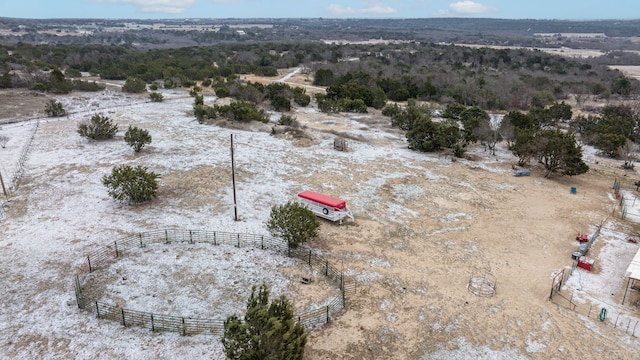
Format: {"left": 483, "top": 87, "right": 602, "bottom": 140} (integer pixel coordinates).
{"left": 72, "top": 80, "right": 105, "bottom": 92}
{"left": 271, "top": 95, "right": 291, "bottom": 111}
{"left": 77, "top": 113, "right": 118, "bottom": 140}
{"left": 265, "top": 201, "right": 320, "bottom": 248}
{"left": 214, "top": 86, "right": 230, "bottom": 98}
{"left": 189, "top": 87, "right": 201, "bottom": 97}
{"left": 102, "top": 165, "right": 160, "bottom": 204}
{"left": 293, "top": 92, "right": 311, "bottom": 107}
{"left": 124, "top": 126, "right": 152, "bottom": 152}
{"left": 64, "top": 68, "right": 82, "bottom": 78}
{"left": 149, "top": 92, "right": 164, "bottom": 102}
{"left": 278, "top": 114, "right": 300, "bottom": 128}
{"left": 44, "top": 99, "right": 66, "bottom": 117}
{"left": 122, "top": 77, "right": 147, "bottom": 93}
{"left": 293, "top": 88, "right": 311, "bottom": 107}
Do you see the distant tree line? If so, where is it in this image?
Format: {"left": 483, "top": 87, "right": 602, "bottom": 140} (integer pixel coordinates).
{"left": 1, "top": 42, "right": 638, "bottom": 112}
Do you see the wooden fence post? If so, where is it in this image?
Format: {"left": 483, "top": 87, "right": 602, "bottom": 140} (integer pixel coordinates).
{"left": 182, "top": 318, "right": 186, "bottom": 336}
{"left": 0, "top": 171, "right": 8, "bottom": 197}
{"left": 87, "top": 256, "right": 92, "bottom": 272}
{"left": 114, "top": 241, "right": 119, "bottom": 257}
{"left": 74, "top": 275, "right": 81, "bottom": 307}
{"left": 121, "top": 308, "right": 126, "bottom": 327}
{"left": 326, "top": 305, "right": 330, "bottom": 323}
{"left": 95, "top": 301, "right": 100, "bottom": 318}
{"left": 151, "top": 314, "right": 155, "bottom": 332}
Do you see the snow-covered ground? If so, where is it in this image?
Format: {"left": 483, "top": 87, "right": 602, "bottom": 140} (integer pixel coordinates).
{"left": 0, "top": 87, "right": 442, "bottom": 359}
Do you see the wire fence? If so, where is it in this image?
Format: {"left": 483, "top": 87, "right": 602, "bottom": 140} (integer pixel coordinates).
{"left": 613, "top": 178, "right": 640, "bottom": 223}
{"left": 74, "top": 229, "right": 356, "bottom": 336}
{"left": 551, "top": 283, "right": 640, "bottom": 337}
{"left": 0, "top": 119, "right": 40, "bottom": 219}
{"left": 548, "top": 185, "right": 640, "bottom": 337}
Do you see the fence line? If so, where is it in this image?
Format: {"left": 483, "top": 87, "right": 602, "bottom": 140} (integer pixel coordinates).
{"left": 0, "top": 119, "right": 39, "bottom": 219}
{"left": 613, "top": 178, "right": 640, "bottom": 222}
{"left": 551, "top": 287, "right": 640, "bottom": 337}
{"left": 548, "top": 180, "right": 640, "bottom": 337}
{"left": 74, "top": 229, "right": 356, "bottom": 336}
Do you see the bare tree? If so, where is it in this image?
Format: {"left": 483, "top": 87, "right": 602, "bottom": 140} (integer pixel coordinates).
{"left": 620, "top": 139, "right": 638, "bottom": 170}
{"left": 474, "top": 117, "right": 501, "bottom": 155}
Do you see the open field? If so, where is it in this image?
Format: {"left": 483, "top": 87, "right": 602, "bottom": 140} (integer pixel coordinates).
{"left": 1, "top": 73, "right": 640, "bottom": 360}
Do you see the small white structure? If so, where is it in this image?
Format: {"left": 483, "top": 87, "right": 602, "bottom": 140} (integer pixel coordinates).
{"left": 623, "top": 246, "right": 640, "bottom": 304}
{"left": 297, "top": 191, "right": 354, "bottom": 224}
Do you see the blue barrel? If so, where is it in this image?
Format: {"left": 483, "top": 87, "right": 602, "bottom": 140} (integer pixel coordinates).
{"left": 571, "top": 187, "right": 577, "bottom": 194}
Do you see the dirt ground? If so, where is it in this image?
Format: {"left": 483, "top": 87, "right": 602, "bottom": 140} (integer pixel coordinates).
{"left": 264, "top": 72, "right": 640, "bottom": 359}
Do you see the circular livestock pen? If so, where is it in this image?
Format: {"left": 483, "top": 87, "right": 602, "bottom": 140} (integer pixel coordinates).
{"left": 73, "top": 229, "right": 354, "bottom": 335}
{"left": 467, "top": 272, "right": 497, "bottom": 297}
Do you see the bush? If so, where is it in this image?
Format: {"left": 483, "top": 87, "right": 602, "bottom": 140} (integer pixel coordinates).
{"left": 278, "top": 114, "right": 300, "bottom": 128}
{"left": 102, "top": 164, "right": 160, "bottom": 204}
{"left": 122, "top": 77, "right": 147, "bottom": 93}
{"left": 77, "top": 113, "right": 118, "bottom": 140}
{"left": 189, "top": 87, "right": 201, "bottom": 97}
{"left": 124, "top": 126, "right": 152, "bottom": 152}
{"left": 149, "top": 92, "right": 164, "bottom": 102}
{"left": 64, "top": 68, "right": 82, "bottom": 78}
{"left": 72, "top": 80, "right": 105, "bottom": 92}
{"left": 294, "top": 94, "right": 311, "bottom": 107}
{"left": 265, "top": 201, "right": 320, "bottom": 248}
{"left": 222, "top": 284, "right": 306, "bottom": 360}
{"left": 44, "top": 99, "right": 66, "bottom": 117}
{"left": 214, "top": 86, "right": 230, "bottom": 98}
{"left": 271, "top": 95, "right": 291, "bottom": 111}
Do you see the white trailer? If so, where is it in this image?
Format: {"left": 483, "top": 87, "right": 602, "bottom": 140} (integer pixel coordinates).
{"left": 297, "top": 190, "right": 354, "bottom": 224}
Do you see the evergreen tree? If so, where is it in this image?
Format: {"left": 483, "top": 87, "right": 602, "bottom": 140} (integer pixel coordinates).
{"left": 222, "top": 284, "right": 306, "bottom": 360}
{"left": 44, "top": 99, "right": 66, "bottom": 117}
{"left": 102, "top": 165, "right": 160, "bottom": 204}
{"left": 122, "top": 77, "right": 147, "bottom": 93}
{"left": 124, "top": 126, "right": 152, "bottom": 152}
{"left": 77, "top": 113, "right": 118, "bottom": 140}
{"left": 149, "top": 92, "right": 164, "bottom": 102}
{"left": 265, "top": 201, "right": 320, "bottom": 248}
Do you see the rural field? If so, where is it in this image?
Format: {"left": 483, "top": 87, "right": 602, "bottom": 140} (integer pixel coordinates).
{"left": 1, "top": 71, "right": 640, "bottom": 360}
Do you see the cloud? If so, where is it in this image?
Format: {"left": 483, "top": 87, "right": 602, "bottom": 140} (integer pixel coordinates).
{"left": 448, "top": 1, "right": 494, "bottom": 15}
{"left": 91, "top": 0, "right": 196, "bottom": 14}
{"left": 327, "top": 1, "right": 397, "bottom": 16}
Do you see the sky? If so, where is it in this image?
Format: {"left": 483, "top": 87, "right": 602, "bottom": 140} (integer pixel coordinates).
{"left": 1, "top": 0, "right": 639, "bottom": 20}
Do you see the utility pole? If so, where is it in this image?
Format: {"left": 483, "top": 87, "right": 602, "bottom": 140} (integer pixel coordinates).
{"left": 231, "top": 133, "right": 238, "bottom": 221}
